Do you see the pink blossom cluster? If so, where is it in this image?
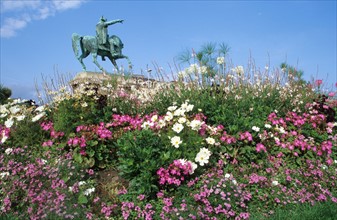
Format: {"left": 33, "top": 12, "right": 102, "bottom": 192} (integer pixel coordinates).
{"left": 109, "top": 114, "right": 144, "bottom": 131}
{"left": 96, "top": 122, "right": 112, "bottom": 139}
{"left": 41, "top": 121, "right": 64, "bottom": 139}
{"left": 268, "top": 112, "right": 287, "bottom": 127}
{"left": 76, "top": 123, "right": 112, "bottom": 139}
{"left": 121, "top": 201, "right": 155, "bottom": 220}
{"left": 219, "top": 131, "right": 237, "bottom": 144}
{"left": 0, "top": 147, "right": 85, "bottom": 219}
{"left": 40, "top": 121, "right": 64, "bottom": 147}
{"left": 264, "top": 111, "right": 335, "bottom": 160}
{"left": 157, "top": 160, "right": 193, "bottom": 186}
{"left": 67, "top": 136, "right": 87, "bottom": 155}
{"left": 100, "top": 202, "right": 118, "bottom": 218}
{"left": 249, "top": 173, "right": 268, "bottom": 184}
{"left": 238, "top": 131, "right": 253, "bottom": 142}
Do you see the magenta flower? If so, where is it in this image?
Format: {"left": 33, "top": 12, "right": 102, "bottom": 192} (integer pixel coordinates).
{"left": 315, "top": 79, "right": 323, "bottom": 86}
{"left": 256, "top": 143, "right": 267, "bottom": 153}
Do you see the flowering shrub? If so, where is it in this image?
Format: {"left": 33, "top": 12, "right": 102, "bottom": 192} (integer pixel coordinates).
{"left": 157, "top": 159, "right": 195, "bottom": 186}
{"left": 0, "top": 146, "right": 96, "bottom": 219}
{"left": 66, "top": 122, "right": 116, "bottom": 169}
{"left": 1, "top": 57, "right": 337, "bottom": 219}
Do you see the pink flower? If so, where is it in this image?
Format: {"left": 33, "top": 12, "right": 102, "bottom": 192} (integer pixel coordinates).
{"left": 256, "top": 143, "right": 266, "bottom": 153}
{"left": 328, "top": 92, "right": 335, "bottom": 97}
{"left": 315, "top": 79, "right": 323, "bottom": 86}
{"left": 87, "top": 169, "right": 94, "bottom": 175}
{"left": 86, "top": 212, "right": 93, "bottom": 219}
{"left": 137, "top": 194, "right": 145, "bottom": 201}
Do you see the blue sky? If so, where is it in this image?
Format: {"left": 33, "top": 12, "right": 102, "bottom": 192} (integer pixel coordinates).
{"left": 1, "top": 0, "right": 336, "bottom": 101}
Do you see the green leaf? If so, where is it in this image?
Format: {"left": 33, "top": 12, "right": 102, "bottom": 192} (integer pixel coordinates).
{"left": 86, "top": 149, "right": 95, "bottom": 157}
{"left": 78, "top": 194, "right": 88, "bottom": 204}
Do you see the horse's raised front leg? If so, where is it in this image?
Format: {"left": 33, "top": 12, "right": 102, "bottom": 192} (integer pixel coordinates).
{"left": 92, "top": 52, "right": 106, "bottom": 73}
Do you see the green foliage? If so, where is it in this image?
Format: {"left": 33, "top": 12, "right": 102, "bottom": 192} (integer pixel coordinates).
{"left": 117, "top": 129, "right": 166, "bottom": 196}
{"left": 7, "top": 119, "right": 47, "bottom": 156}
{"left": 51, "top": 95, "right": 106, "bottom": 135}
{"left": 0, "top": 85, "right": 12, "bottom": 104}
{"left": 250, "top": 201, "right": 337, "bottom": 220}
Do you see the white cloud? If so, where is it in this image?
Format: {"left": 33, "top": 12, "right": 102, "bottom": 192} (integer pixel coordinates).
{"left": 0, "top": 17, "right": 29, "bottom": 38}
{"left": 52, "top": 0, "right": 84, "bottom": 11}
{"left": 0, "top": 0, "right": 86, "bottom": 38}
{"left": 0, "top": 0, "right": 41, "bottom": 13}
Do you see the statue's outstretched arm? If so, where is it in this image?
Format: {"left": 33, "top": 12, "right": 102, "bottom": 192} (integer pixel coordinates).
{"left": 105, "top": 19, "right": 123, "bottom": 26}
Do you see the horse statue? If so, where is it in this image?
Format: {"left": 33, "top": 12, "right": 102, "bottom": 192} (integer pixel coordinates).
{"left": 71, "top": 33, "right": 132, "bottom": 73}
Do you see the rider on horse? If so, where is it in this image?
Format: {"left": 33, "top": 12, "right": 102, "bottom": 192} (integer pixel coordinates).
{"left": 96, "top": 16, "right": 123, "bottom": 58}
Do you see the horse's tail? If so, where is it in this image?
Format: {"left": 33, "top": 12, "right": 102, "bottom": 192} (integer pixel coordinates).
{"left": 71, "top": 33, "right": 81, "bottom": 57}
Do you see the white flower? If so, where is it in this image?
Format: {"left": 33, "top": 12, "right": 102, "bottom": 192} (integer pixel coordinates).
{"left": 178, "top": 71, "right": 187, "bottom": 79}
{"left": 195, "top": 152, "right": 210, "bottom": 166}
{"left": 216, "top": 56, "right": 225, "bottom": 65}
{"left": 205, "top": 137, "right": 215, "bottom": 145}
{"left": 5, "top": 148, "right": 13, "bottom": 155}
{"left": 151, "top": 115, "right": 158, "bottom": 122}
{"left": 272, "top": 180, "right": 279, "bottom": 186}
{"left": 199, "top": 66, "right": 207, "bottom": 75}
{"left": 278, "top": 126, "right": 286, "bottom": 134}
{"left": 189, "top": 161, "right": 198, "bottom": 174}
{"left": 334, "top": 160, "right": 337, "bottom": 164}
{"left": 167, "top": 106, "right": 177, "bottom": 111}
{"left": 0, "top": 105, "right": 8, "bottom": 114}
{"left": 141, "top": 121, "right": 153, "bottom": 129}
{"left": 171, "top": 136, "right": 182, "bottom": 148}
{"left": 195, "top": 147, "right": 211, "bottom": 166}
{"left": 224, "top": 173, "right": 231, "bottom": 179}
{"left": 5, "top": 118, "right": 14, "bottom": 128}
{"left": 188, "top": 64, "right": 199, "bottom": 73}
{"left": 232, "top": 179, "right": 237, "bottom": 185}
{"left": 16, "top": 115, "right": 25, "bottom": 121}
{"left": 172, "top": 123, "right": 184, "bottom": 133}
{"left": 252, "top": 126, "right": 260, "bottom": 132}
{"left": 78, "top": 181, "right": 86, "bottom": 186}
{"left": 1, "top": 133, "right": 8, "bottom": 144}
{"left": 178, "top": 159, "right": 187, "bottom": 165}
{"left": 68, "top": 186, "right": 73, "bottom": 192}
{"left": 174, "top": 108, "right": 185, "bottom": 117}
{"left": 84, "top": 187, "right": 95, "bottom": 196}
{"left": 164, "top": 112, "right": 174, "bottom": 121}
{"left": 158, "top": 119, "right": 166, "bottom": 128}
{"left": 189, "top": 120, "right": 203, "bottom": 131}
{"left": 178, "top": 117, "right": 187, "bottom": 124}
{"left": 9, "top": 106, "right": 20, "bottom": 114}
{"left": 321, "top": 165, "right": 328, "bottom": 170}
{"left": 265, "top": 124, "right": 272, "bottom": 129}
{"left": 199, "top": 147, "right": 211, "bottom": 157}
{"left": 81, "top": 102, "right": 88, "bottom": 107}
{"left": 0, "top": 172, "right": 9, "bottom": 179}
{"left": 35, "top": 105, "right": 45, "bottom": 112}
{"left": 231, "top": 66, "right": 244, "bottom": 75}
{"left": 186, "top": 104, "right": 194, "bottom": 112}
{"left": 32, "top": 112, "right": 46, "bottom": 122}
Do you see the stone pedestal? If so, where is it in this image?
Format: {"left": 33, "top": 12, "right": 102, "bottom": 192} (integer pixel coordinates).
{"left": 69, "top": 71, "right": 170, "bottom": 104}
